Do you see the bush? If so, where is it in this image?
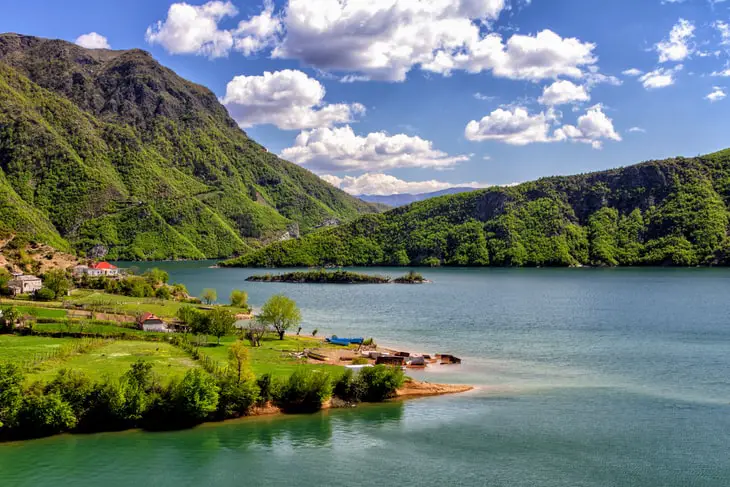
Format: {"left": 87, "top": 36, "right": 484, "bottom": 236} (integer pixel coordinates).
{"left": 256, "top": 373, "right": 274, "bottom": 406}
{"left": 15, "top": 393, "right": 77, "bottom": 438}
{"left": 155, "top": 286, "right": 172, "bottom": 300}
{"left": 274, "top": 369, "right": 332, "bottom": 413}
{"left": 333, "top": 369, "right": 362, "bottom": 403}
{"left": 230, "top": 289, "right": 249, "bottom": 308}
{"left": 216, "top": 375, "right": 259, "bottom": 419}
{"left": 169, "top": 369, "right": 219, "bottom": 424}
{"left": 0, "top": 362, "right": 24, "bottom": 428}
{"left": 44, "top": 369, "right": 94, "bottom": 418}
{"left": 357, "top": 365, "right": 405, "bottom": 402}
{"left": 34, "top": 287, "right": 56, "bottom": 301}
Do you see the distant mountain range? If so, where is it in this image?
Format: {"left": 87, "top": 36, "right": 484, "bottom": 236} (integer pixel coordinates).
{"left": 224, "top": 149, "right": 730, "bottom": 268}
{"left": 0, "top": 33, "right": 376, "bottom": 260}
{"left": 357, "top": 187, "right": 480, "bottom": 207}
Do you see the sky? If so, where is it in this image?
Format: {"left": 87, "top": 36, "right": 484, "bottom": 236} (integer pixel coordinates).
{"left": 2, "top": 0, "right": 730, "bottom": 195}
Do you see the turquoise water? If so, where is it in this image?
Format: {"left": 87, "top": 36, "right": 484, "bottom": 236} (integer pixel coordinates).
{"left": 2, "top": 264, "right": 730, "bottom": 486}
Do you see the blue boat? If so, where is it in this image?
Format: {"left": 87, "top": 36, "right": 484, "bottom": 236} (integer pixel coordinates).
{"left": 326, "top": 337, "right": 364, "bottom": 346}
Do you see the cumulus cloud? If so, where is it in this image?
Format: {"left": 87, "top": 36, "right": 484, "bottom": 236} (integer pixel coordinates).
{"left": 320, "top": 173, "right": 486, "bottom": 195}
{"left": 464, "top": 107, "right": 556, "bottom": 145}
{"left": 714, "top": 20, "right": 730, "bottom": 45}
{"left": 281, "top": 126, "right": 469, "bottom": 172}
{"left": 422, "top": 30, "right": 597, "bottom": 82}
{"left": 146, "top": 0, "right": 281, "bottom": 58}
{"left": 538, "top": 80, "right": 590, "bottom": 106}
{"left": 638, "top": 65, "right": 683, "bottom": 89}
{"left": 656, "top": 19, "right": 694, "bottom": 63}
{"left": 554, "top": 105, "right": 622, "bottom": 149}
{"left": 465, "top": 105, "right": 620, "bottom": 149}
{"left": 706, "top": 86, "right": 726, "bottom": 102}
{"left": 75, "top": 32, "right": 110, "bottom": 49}
{"left": 221, "top": 70, "right": 364, "bottom": 130}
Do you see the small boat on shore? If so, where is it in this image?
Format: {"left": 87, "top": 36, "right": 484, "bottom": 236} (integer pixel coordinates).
{"left": 326, "top": 337, "right": 364, "bottom": 346}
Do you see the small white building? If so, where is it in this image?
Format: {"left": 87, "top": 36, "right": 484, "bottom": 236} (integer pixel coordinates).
{"left": 137, "top": 312, "right": 171, "bottom": 332}
{"left": 73, "top": 262, "right": 120, "bottom": 277}
{"left": 8, "top": 275, "right": 43, "bottom": 296}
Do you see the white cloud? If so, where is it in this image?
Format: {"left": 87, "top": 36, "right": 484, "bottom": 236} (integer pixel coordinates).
{"left": 554, "top": 105, "right": 621, "bottom": 149}
{"left": 465, "top": 105, "right": 620, "bottom": 149}
{"left": 622, "top": 68, "right": 643, "bottom": 77}
{"left": 423, "top": 29, "right": 598, "bottom": 82}
{"left": 281, "top": 126, "right": 469, "bottom": 172}
{"left": 656, "top": 19, "right": 694, "bottom": 63}
{"left": 464, "top": 107, "right": 556, "bottom": 145}
{"left": 628, "top": 127, "right": 646, "bottom": 133}
{"left": 714, "top": 20, "right": 730, "bottom": 45}
{"left": 75, "top": 32, "right": 110, "bottom": 49}
{"left": 706, "top": 86, "right": 726, "bottom": 102}
{"left": 638, "top": 65, "right": 683, "bottom": 89}
{"left": 221, "top": 70, "right": 364, "bottom": 130}
{"left": 320, "top": 173, "right": 486, "bottom": 195}
{"left": 232, "top": 0, "right": 282, "bottom": 55}
{"left": 538, "top": 80, "right": 590, "bottom": 106}
{"left": 146, "top": 1, "right": 238, "bottom": 58}
{"left": 474, "top": 92, "right": 496, "bottom": 101}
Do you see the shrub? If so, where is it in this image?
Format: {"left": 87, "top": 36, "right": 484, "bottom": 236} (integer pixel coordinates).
{"left": 256, "top": 373, "right": 274, "bottom": 406}
{"left": 274, "top": 369, "right": 332, "bottom": 413}
{"left": 333, "top": 369, "right": 362, "bottom": 403}
{"left": 357, "top": 365, "right": 405, "bottom": 402}
{"left": 230, "top": 289, "right": 249, "bottom": 308}
{"left": 44, "top": 369, "right": 94, "bottom": 418}
{"left": 0, "top": 362, "right": 24, "bottom": 429}
{"left": 34, "top": 287, "right": 56, "bottom": 301}
{"left": 15, "top": 393, "right": 77, "bottom": 438}
{"left": 169, "top": 369, "right": 219, "bottom": 424}
{"left": 155, "top": 286, "right": 172, "bottom": 300}
{"left": 216, "top": 375, "right": 259, "bottom": 419}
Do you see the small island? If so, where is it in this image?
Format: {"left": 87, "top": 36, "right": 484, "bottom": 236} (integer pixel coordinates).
{"left": 246, "top": 270, "right": 430, "bottom": 284}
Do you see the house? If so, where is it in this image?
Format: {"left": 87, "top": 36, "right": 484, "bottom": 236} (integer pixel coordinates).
{"left": 7, "top": 275, "right": 43, "bottom": 296}
{"left": 137, "top": 312, "right": 170, "bottom": 332}
{"left": 74, "top": 261, "right": 120, "bottom": 277}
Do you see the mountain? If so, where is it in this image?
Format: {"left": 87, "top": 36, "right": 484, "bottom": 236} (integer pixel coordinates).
{"left": 223, "top": 149, "right": 730, "bottom": 267}
{"left": 357, "top": 187, "right": 479, "bottom": 207}
{"left": 0, "top": 33, "right": 375, "bottom": 260}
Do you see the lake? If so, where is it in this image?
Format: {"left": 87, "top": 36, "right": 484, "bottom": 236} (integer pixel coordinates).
{"left": 2, "top": 264, "right": 730, "bottom": 486}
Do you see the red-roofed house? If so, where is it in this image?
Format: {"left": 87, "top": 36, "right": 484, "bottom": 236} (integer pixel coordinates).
{"left": 73, "top": 261, "right": 120, "bottom": 277}
{"left": 137, "top": 312, "right": 170, "bottom": 332}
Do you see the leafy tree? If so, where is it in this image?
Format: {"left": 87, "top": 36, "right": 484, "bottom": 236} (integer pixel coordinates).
{"left": 258, "top": 294, "right": 301, "bottom": 340}
{"left": 228, "top": 340, "right": 252, "bottom": 383}
{"left": 42, "top": 269, "right": 71, "bottom": 299}
{"left": 34, "top": 287, "right": 56, "bottom": 301}
{"left": 171, "top": 283, "right": 189, "bottom": 299}
{"left": 15, "top": 393, "right": 77, "bottom": 437}
{"left": 176, "top": 305, "right": 198, "bottom": 335}
{"left": 357, "top": 365, "right": 405, "bottom": 402}
{"left": 155, "top": 286, "right": 172, "bottom": 300}
{"left": 209, "top": 307, "right": 236, "bottom": 345}
{"left": 273, "top": 369, "right": 332, "bottom": 413}
{"left": 190, "top": 312, "right": 211, "bottom": 344}
{"left": 44, "top": 369, "right": 93, "bottom": 419}
{"left": 170, "top": 369, "right": 219, "bottom": 424}
{"left": 0, "top": 269, "right": 11, "bottom": 296}
{"left": 0, "top": 306, "right": 20, "bottom": 331}
{"left": 216, "top": 375, "right": 258, "bottom": 419}
{"left": 144, "top": 268, "right": 169, "bottom": 286}
{"left": 0, "top": 362, "right": 24, "bottom": 429}
{"left": 244, "top": 319, "right": 267, "bottom": 347}
{"left": 230, "top": 289, "right": 249, "bottom": 308}
{"left": 201, "top": 288, "right": 217, "bottom": 305}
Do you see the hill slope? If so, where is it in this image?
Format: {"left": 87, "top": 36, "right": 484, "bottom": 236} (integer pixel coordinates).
{"left": 0, "top": 33, "right": 375, "bottom": 260}
{"left": 223, "top": 149, "right": 730, "bottom": 267}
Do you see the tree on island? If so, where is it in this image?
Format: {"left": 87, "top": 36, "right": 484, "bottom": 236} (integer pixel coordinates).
{"left": 209, "top": 307, "right": 236, "bottom": 345}
{"left": 258, "top": 294, "right": 302, "bottom": 340}
{"left": 201, "top": 288, "right": 217, "bottom": 305}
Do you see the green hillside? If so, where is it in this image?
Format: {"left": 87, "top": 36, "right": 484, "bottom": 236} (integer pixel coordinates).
{"left": 223, "top": 149, "right": 730, "bottom": 267}
{"left": 0, "top": 33, "right": 375, "bottom": 260}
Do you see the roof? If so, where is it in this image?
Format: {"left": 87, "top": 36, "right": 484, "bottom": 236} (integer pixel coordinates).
{"left": 10, "top": 275, "right": 41, "bottom": 282}
{"left": 90, "top": 261, "right": 117, "bottom": 270}
{"left": 137, "top": 312, "right": 162, "bottom": 324}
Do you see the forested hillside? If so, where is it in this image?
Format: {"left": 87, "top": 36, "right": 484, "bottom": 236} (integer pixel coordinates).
{"left": 0, "top": 33, "right": 375, "bottom": 260}
{"left": 224, "top": 149, "right": 730, "bottom": 267}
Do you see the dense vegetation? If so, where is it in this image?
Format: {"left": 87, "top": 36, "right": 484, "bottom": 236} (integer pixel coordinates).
{"left": 0, "top": 34, "right": 375, "bottom": 260}
{"left": 247, "top": 270, "right": 391, "bottom": 284}
{"left": 224, "top": 149, "right": 730, "bottom": 267}
{"left": 0, "top": 358, "right": 405, "bottom": 440}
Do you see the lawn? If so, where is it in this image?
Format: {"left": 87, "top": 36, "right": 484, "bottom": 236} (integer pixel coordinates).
{"left": 0, "top": 304, "right": 67, "bottom": 319}
{"left": 33, "top": 322, "right": 167, "bottom": 338}
{"left": 64, "top": 291, "right": 249, "bottom": 319}
{"left": 201, "top": 335, "right": 346, "bottom": 378}
{"left": 0, "top": 335, "right": 76, "bottom": 363}
{"left": 26, "top": 340, "right": 197, "bottom": 383}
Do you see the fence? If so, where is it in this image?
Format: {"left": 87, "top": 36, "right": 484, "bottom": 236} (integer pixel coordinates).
{"left": 169, "top": 336, "right": 230, "bottom": 378}
{"left": 18, "top": 337, "right": 110, "bottom": 371}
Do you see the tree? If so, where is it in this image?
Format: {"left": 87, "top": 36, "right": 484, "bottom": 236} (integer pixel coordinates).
{"left": 190, "top": 312, "right": 211, "bottom": 345}
{"left": 209, "top": 308, "right": 236, "bottom": 345}
{"left": 244, "top": 319, "right": 267, "bottom": 347}
{"left": 201, "top": 288, "right": 217, "bottom": 305}
{"left": 43, "top": 269, "right": 71, "bottom": 299}
{"left": 176, "top": 305, "right": 198, "bottom": 335}
{"left": 258, "top": 295, "right": 301, "bottom": 340}
{"left": 171, "top": 369, "right": 219, "bottom": 424}
{"left": 228, "top": 341, "right": 252, "bottom": 383}
{"left": 171, "top": 283, "right": 189, "bottom": 299}
{"left": 0, "top": 306, "right": 20, "bottom": 331}
{"left": 0, "top": 363, "right": 24, "bottom": 428}
{"left": 143, "top": 268, "right": 169, "bottom": 286}
{"left": 230, "top": 289, "right": 248, "bottom": 308}
{"left": 15, "top": 393, "right": 77, "bottom": 437}
{"left": 0, "top": 269, "right": 11, "bottom": 296}
{"left": 155, "top": 286, "right": 172, "bottom": 300}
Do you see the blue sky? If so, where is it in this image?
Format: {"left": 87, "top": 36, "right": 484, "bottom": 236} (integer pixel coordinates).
{"left": 2, "top": 0, "right": 730, "bottom": 195}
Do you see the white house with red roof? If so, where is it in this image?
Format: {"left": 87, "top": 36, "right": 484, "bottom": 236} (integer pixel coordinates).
{"left": 137, "top": 312, "right": 170, "bottom": 332}
{"left": 73, "top": 261, "right": 120, "bottom": 277}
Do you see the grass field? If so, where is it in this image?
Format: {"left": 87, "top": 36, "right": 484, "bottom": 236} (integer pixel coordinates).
{"left": 26, "top": 340, "right": 197, "bottom": 383}
{"left": 0, "top": 335, "right": 76, "bottom": 363}
{"left": 33, "top": 322, "right": 167, "bottom": 338}
{"left": 202, "top": 335, "right": 345, "bottom": 378}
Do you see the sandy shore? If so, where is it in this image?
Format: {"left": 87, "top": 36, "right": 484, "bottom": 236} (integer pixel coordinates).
{"left": 396, "top": 381, "right": 474, "bottom": 398}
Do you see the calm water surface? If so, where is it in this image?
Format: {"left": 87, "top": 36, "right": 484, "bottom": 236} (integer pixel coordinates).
{"left": 2, "top": 264, "right": 730, "bottom": 486}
